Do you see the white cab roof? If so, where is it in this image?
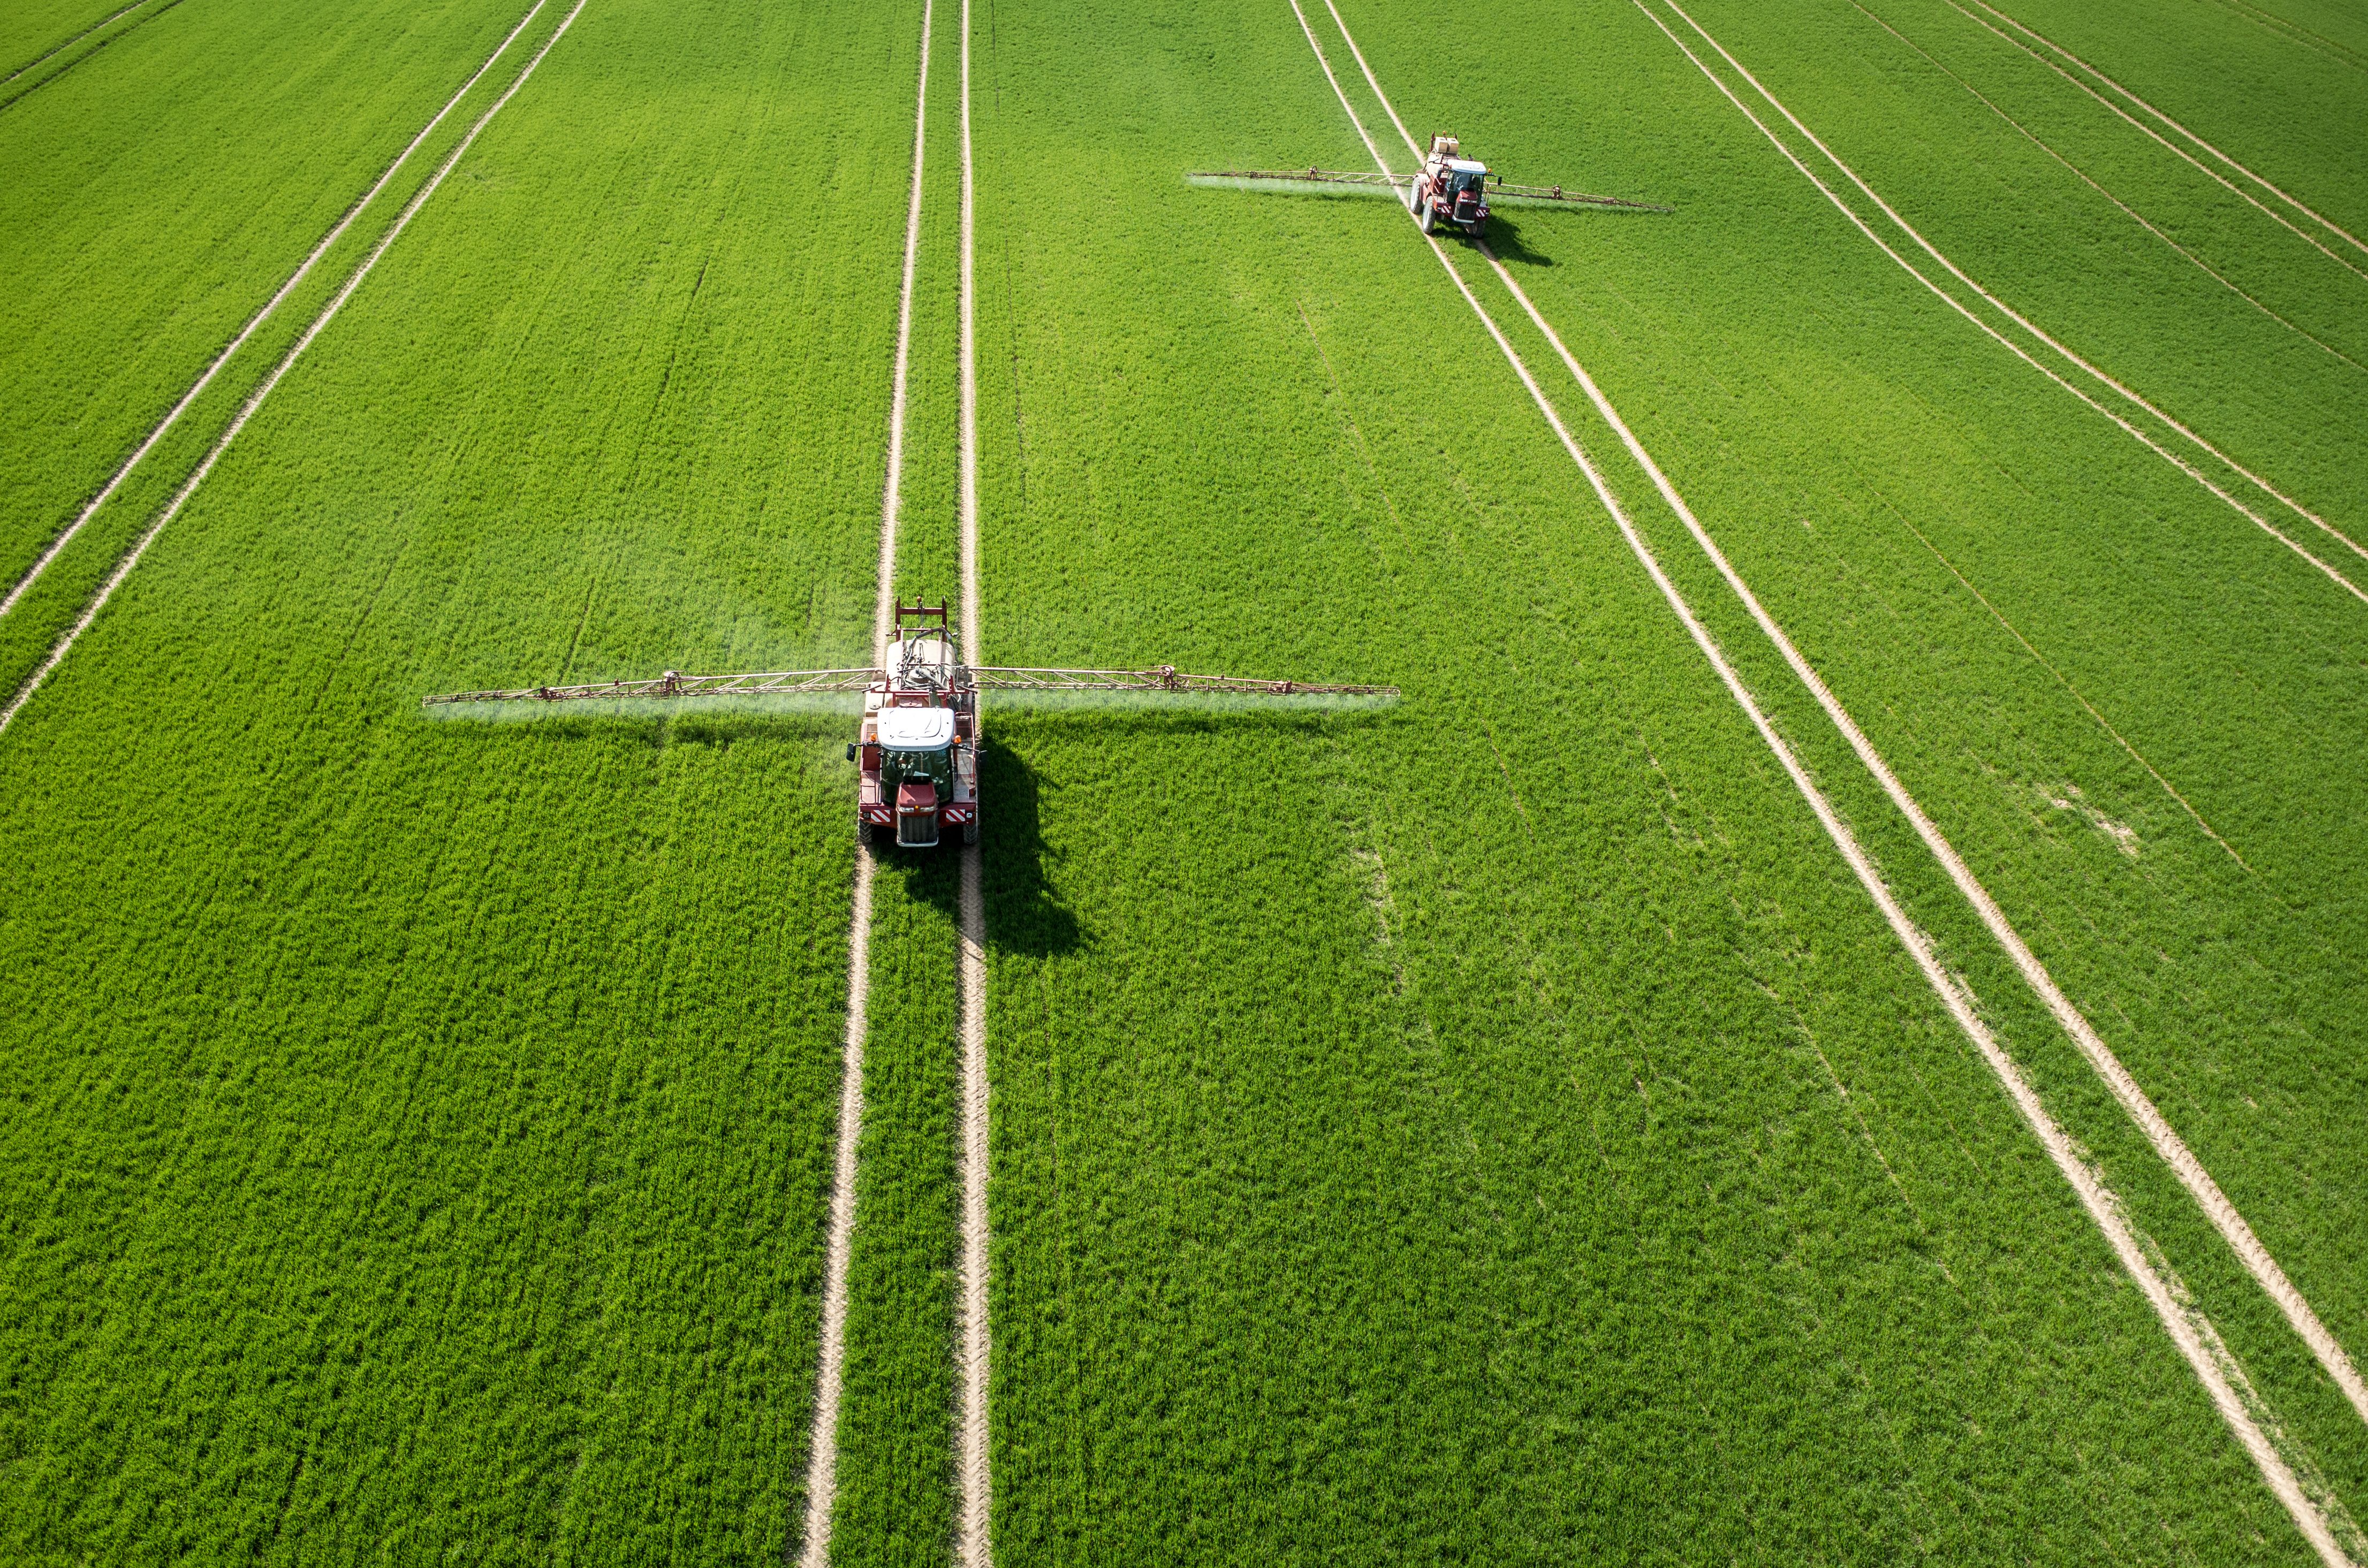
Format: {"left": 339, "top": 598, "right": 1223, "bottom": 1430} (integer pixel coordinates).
{"left": 878, "top": 705, "right": 955, "bottom": 749}
{"left": 1447, "top": 159, "right": 1486, "bottom": 173}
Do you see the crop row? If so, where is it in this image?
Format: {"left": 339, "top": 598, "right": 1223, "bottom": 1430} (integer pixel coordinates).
{"left": 825, "top": 0, "right": 969, "bottom": 1558}
{"left": 0, "top": 0, "right": 562, "bottom": 583}
{"left": 0, "top": 0, "right": 923, "bottom": 1552}
{"left": 958, "top": 0, "right": 2350, "bottom": 1558}
{"left": 1380, "top": 0, "right": 2368, "bottom": 1505}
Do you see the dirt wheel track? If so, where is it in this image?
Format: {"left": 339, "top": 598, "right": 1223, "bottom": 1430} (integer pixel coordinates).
{"left": 1968, "top": 0, "right": 2368, "bottom": 261}
{"left": 1650, "top": 0, "right": 2368, "bottom": 581}
{"left": 954, "top": 0, "right": 994, "bottom": 1559}
{"left": 796, "top": 0, "right": 935, "bottom": 1560}
{"left": 0, "top": 0, "right": 189, "bottom": 112}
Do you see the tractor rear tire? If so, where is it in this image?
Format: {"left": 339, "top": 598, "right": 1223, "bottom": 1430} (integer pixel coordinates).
{"left": 963, "top": 818, "right": 980, "bottom": 847}
{"left": 1417, "top": 195, "right": 1436, "bottom": 235}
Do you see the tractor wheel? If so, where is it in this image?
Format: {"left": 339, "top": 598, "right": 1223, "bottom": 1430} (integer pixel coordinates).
{"left": 1417, "top": 195, "right": 1436, "bottom": 235}
{"left": 963, "top": 818, "right": 980, "bottom": 847}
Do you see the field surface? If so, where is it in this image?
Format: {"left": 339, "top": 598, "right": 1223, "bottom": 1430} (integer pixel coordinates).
{"left": 0, "top": 0, "right": 2362, "bottom": 1560}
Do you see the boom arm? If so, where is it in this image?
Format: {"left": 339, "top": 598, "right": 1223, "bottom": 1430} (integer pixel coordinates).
{"left": 1190, "top": 168, "right": 1411, "bottom": 189}
{"left": 422, "top": 667, "right": 883, "bottom": 704}
{"left": 1188, "top": 169, "right": 1669, "bottom": 212}
{"left": 1486, "top": 179, "right": 1670, "bottom": 212}
{"left": 967, "top": 666, "right": 1395, "bottom": 696}
{"left": 423, "top": 664, "right": 1394, "bottom": 705}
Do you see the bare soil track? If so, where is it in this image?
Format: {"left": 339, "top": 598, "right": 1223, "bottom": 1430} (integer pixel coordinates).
{"left": 955, "top": 1, "right": 995, "bottom": 1559}
{"left": 1940, "top": 0, "right": 2368, "bottom": 289}
{"left": 1645, "top": 0, "right": 2368, "bottom": 587}
{"left": 796, "top": 1, "right": 993, "bottom": 1557}
{"left": 2, "top": 0, "right": 153, "bottom": 83}
{"left": 800, "top": 848, "right": 878, "bottom": 1568}
{"left": 797, "top": 3, "right": 933, "bottom": 1563}
{"left": 1965, "top": 0, "right": 2368, "bottom": 261}
{"left": 1851, "top": 0, "right": 2366, "bottom": 375}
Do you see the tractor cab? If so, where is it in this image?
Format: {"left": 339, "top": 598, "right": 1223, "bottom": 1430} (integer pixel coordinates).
{"left": 1444, "top": 160, "right": 1489, "bottom": 224}
{"left": 877, "top": 704, "right": 956, "bottom": 847}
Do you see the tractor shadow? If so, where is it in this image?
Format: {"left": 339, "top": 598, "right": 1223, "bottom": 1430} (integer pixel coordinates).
{"left": 976, "top": 736, "right": 1083, "bottom": 958}
{"left": 1473, "top": 213, "right": 1554, "bottom": 268}
{"left": 876, "top": 737, "right": 1081, "bottom": 957}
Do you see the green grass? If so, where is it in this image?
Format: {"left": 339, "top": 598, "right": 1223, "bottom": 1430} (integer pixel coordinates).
{"left": 0, "top": 0, "right": 547, "bottom": 586}
{"left": 1, "top": 0, "right": 2363, "bottom": 1557}
{"left": 0, "top": 0, "right": 166, "bottom": 97}
{"left": 957, "top": 0, "right": 2356, "bottom": 1558}
{"left": 1335, "top": 0, "right": 2368, "bottom": 1504}
{"left": 0, "top": 0, "right": 923, "bottom": 1552}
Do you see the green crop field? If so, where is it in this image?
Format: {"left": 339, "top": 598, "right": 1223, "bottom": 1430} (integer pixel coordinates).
{"left": 2, "top": 0, "right": 2363, "bottom": 1559}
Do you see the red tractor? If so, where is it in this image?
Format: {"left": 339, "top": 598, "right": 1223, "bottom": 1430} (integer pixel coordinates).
{"left": 1410, "top": 133, "right": 1492, "bottom": 236}
{"left": 851, "top": 603, "right": 978, "bottom": 848}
